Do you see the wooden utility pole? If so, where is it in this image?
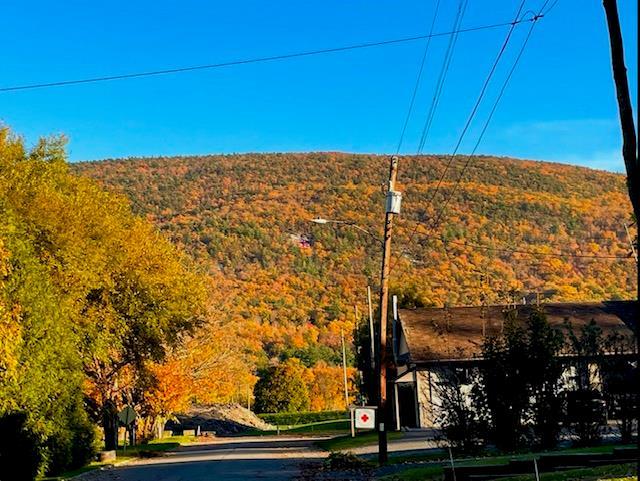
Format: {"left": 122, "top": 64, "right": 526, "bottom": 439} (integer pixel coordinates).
{"left": 367, "top": 286, "right": 375, "bottom": 371}
{"left": 341, "top": 329, "right": 349, "bottom": 410}
{"left": 601, "top": 0, "right": 639, "bottom": 474}
{"left": 377, "top": 155, "right": 401, "bottom": 465}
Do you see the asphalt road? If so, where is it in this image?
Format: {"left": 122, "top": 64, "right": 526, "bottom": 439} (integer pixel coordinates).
{"left": 84, "top": 436, "right": 327, "bottom": 481}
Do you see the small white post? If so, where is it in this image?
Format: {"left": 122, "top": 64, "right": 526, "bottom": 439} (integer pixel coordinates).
{"left": 367, "top": 286, "right": 375, "bottom": 370}
{"left": 448, "top": 446, "right": 457, "bottom": 481}
{"left": 350, "top": 407, "right": 355, "bottom": 438}
{"left": 341, "top": 329, "right": 349, "bottom": 410}
{"left": 534, "top": 458, "right": 540, "bottom": 481}
{"left": 394, "top": 382, "right": 401, "bottom": 431}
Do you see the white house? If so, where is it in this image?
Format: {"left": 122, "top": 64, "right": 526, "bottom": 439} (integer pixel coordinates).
{"left": 391, "top": 301, "right": 638, "bottom": 429}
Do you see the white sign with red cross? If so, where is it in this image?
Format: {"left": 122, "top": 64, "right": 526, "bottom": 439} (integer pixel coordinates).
{"left": 354, "top": 407, "right": 376, "bottom": 429}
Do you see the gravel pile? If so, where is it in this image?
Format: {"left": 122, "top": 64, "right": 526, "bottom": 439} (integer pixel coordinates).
{"left": 166, "top": 403, "right": 273, "bottom": 436}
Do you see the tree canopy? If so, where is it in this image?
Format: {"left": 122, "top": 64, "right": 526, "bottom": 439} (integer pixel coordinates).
{"left": 0, "top": 128, "right": 207, "bottom": 474}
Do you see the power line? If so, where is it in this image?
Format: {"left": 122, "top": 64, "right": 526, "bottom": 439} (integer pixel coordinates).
{"left": 424, "top": 1, "right": 550, "bottom": 241}
{"left": 392, "top": 0, "right": 529, "bottom": 271}
{"left": 1, "top": 18, "right": 542, "bottom": 93}
{"left": 398, "top": 0, "right": 468, "bottom": 199}
{"left": 436, "top": 237, "right": 635, "bottom": 261}
{"left": 416, "top": 0, "right": 469, "bottom": 155}
{"left": 423, "top": 0, "right": 527, "bottom": 206}
{"left": 425, "top": 10, "right": 542, "bottom": 238}
{"left": 395, "top": 0, "right": 442, "bottom": 154}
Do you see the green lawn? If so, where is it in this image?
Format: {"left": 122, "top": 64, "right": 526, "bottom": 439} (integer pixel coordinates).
{"left": 284, "top": 419, "right": 350, "bottom": 434}
{"left": 42, "top": 436, "right": 198, "bottom": 480}
{"left": 497, "top": 463, "right": 635, "bottom": 481}
{"left": 382, "top": 463, "right": 636, "bottom": 481}
{"left": 42, "top": 464, "right": 105, "bottom": 481}
{"left": 242, "top": 418, "right": 351, "bottom": 436}
{"left": 380, "top": 444, "right": 636, "bottom": 481}
{"left": 317, "top": 431, "right": 404, "bottom": 452}
{"left": 116, "top": 434, "right": 198, "bottom": 460}
{"left": 388, "top": 443, "right": 636, "bottom": 466}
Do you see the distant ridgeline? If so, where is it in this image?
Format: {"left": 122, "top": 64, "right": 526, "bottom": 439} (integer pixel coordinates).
{"left": 73, "top": 153, "right": 636, "bottom": 368}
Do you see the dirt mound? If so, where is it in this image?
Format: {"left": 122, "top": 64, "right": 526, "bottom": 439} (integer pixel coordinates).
{"left": 166, "top": 403, "right": 272, "bottom": 436}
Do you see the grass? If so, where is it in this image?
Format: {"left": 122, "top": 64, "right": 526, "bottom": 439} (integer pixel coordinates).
{"left": 386, "top": 443, "right": 636, "bottom": 466}
{"left": 317, "top": 430, "right": 404, "bottom": 452}
{"left": 379, "top": 444, "right": 636, "bottom": 481}
{"left": 497, "top": 463, "right": 636, "bottom": 481}
{"left": 284, "top": 419, "right": 350, "bottom": 434}
{"left": 42, "top": 436, "right": 198, "bottom": 479}
{"left": 258, "top": 410, "right": 348, "bottom": 426}
{"left": 241, "top": 418, "right": 351, "bottom": 436}
{"left": 42, "top": 464, "right": 105, "bottom": 480}
{"left": 381, "top": 463, "right": 636, "bottom": 481}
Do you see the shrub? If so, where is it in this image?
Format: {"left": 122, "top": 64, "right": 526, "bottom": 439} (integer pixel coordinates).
{"left": 0, "top": 412, "right": 43, "bottom": 481}
{"left": 254, "top": 359, "right": 310, "bottom": 413}
{"left": 325, "top": 452, "right": 371, "bottom": 471}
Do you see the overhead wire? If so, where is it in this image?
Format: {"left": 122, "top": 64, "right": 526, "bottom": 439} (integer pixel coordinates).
{"left": 436, "top": 237, "right": 635, "bottom": 261}
{"left": 0, "top": 18, "right": 540, "bottom": 93}
{"left": 391, "top": 0, "right": 529, "bottom": 272}
{"left": 416, "top": 0, "right": 469, "bottom": 154}
{"left": 422, "top": 6, "right": 545, "bottom": 240}
{"left": 395, "top": 0, "right": 442, "bottom": 154}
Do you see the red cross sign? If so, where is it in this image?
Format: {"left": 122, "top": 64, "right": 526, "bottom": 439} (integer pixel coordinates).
{"left": 354, "top": 408, "right": 375, "bottom": 429}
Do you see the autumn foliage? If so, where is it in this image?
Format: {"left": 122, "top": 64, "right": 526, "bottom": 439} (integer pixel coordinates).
{"left": 73, "top": 152, "right": 637, "bottom": 413}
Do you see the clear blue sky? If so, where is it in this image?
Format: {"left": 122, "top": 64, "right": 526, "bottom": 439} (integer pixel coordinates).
{"left": 0, "top": 0, "right": 637, "bottom": 171}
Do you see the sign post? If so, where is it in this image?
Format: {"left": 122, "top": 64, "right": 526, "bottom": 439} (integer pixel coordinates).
{"left": 118, "top": 406, "right": 137, "bottom": 450}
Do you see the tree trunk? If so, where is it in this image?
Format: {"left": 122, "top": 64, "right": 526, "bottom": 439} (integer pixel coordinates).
{"left": 602, "top": 0, "right": 639, "bottom": 216}
{"left": 102, "top": 400, "right": 119, "bottom": 451}
{"left": 601, "top": 0, "right": 639, "bottom": 473}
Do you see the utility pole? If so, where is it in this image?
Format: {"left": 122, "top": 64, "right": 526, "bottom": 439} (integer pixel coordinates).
{"left": 341, "top": 329, "right": 349, "bottom": 410}
{"left": 367, "top": 286, "right": 375, "bottom": 371}
{"left": 601, "top": 0, "right": 639, "bottom": 474}
{"left": 377, "top": 155, "right": 401, "bottom": 465}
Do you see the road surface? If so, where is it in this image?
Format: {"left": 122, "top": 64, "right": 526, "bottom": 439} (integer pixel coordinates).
{"left": 84, "top": 436, "right": 328, "bottom": 481}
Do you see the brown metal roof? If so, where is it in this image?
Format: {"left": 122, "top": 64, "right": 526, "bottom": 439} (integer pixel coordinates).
{"left": 399, "top": 301, "right": 638, "bottom": 363}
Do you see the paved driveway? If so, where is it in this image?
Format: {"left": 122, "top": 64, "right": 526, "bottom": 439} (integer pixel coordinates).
{"left": 84, "top": 436, "right": 328, "bottom": 481}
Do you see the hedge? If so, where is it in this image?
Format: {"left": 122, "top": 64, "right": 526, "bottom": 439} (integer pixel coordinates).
{"left": 258, "top": 410, "right": 349, "bottom": 426}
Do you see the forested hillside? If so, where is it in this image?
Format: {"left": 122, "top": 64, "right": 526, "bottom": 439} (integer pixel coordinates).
{"left": 73, "top": 153, "right": 637, "bottom": 403}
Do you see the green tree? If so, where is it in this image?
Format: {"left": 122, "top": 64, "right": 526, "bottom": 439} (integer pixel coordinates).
{"left": 476, "top": 309, "right": 565, "bottom": 450}
{"left": 0, "top": 127, "right": 207, "bottom": 464}
{"left": 565, "top": 319, "right": 606, "bottom": 445}
{"left": 254, "top": 359, "right": 310, "bottom": 413}
{"left": 524, "top": 310, "right": 565, "bottom": 449}
{"left": 477, "top": 312, "right": 531, "bottom": 450}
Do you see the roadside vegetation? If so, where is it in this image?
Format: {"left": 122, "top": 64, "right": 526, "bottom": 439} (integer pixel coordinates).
{"left": 0, "top": 128, "right": 208, "bottom": 478}
{"left": 43, "top": 436, "right": 198, "bottom": 480}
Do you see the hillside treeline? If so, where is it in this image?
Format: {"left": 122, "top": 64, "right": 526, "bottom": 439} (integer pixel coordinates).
{"left": 74, "top": 152, "right": 637, "bottom": 403}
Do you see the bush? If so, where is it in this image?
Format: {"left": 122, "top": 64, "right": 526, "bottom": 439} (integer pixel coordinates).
{"left": 44, "top": 399, "right": 97, "bottom": 476}
{"left": 325, "top": 452, "right": 372, "bottom": 471}
{"left": 258, "top": 410, "right": 348, "bottom": 426}
{"left": 254, "top": 359, "right": 310, "bottom": 413}
{"left": 0, "top": 412, "right": 43, "bottom": 481}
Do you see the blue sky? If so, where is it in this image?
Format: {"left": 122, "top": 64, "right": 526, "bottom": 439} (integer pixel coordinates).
{"left": 0, "top": 0, "right": 637, "bottom": 171}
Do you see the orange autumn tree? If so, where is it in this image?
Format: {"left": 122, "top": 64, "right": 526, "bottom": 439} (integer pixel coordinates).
{"left": 307, "top": 361, "right": 355, "bottom": 411}
{"left": 146, "top": 312, "right": 257, "bottom": 430}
